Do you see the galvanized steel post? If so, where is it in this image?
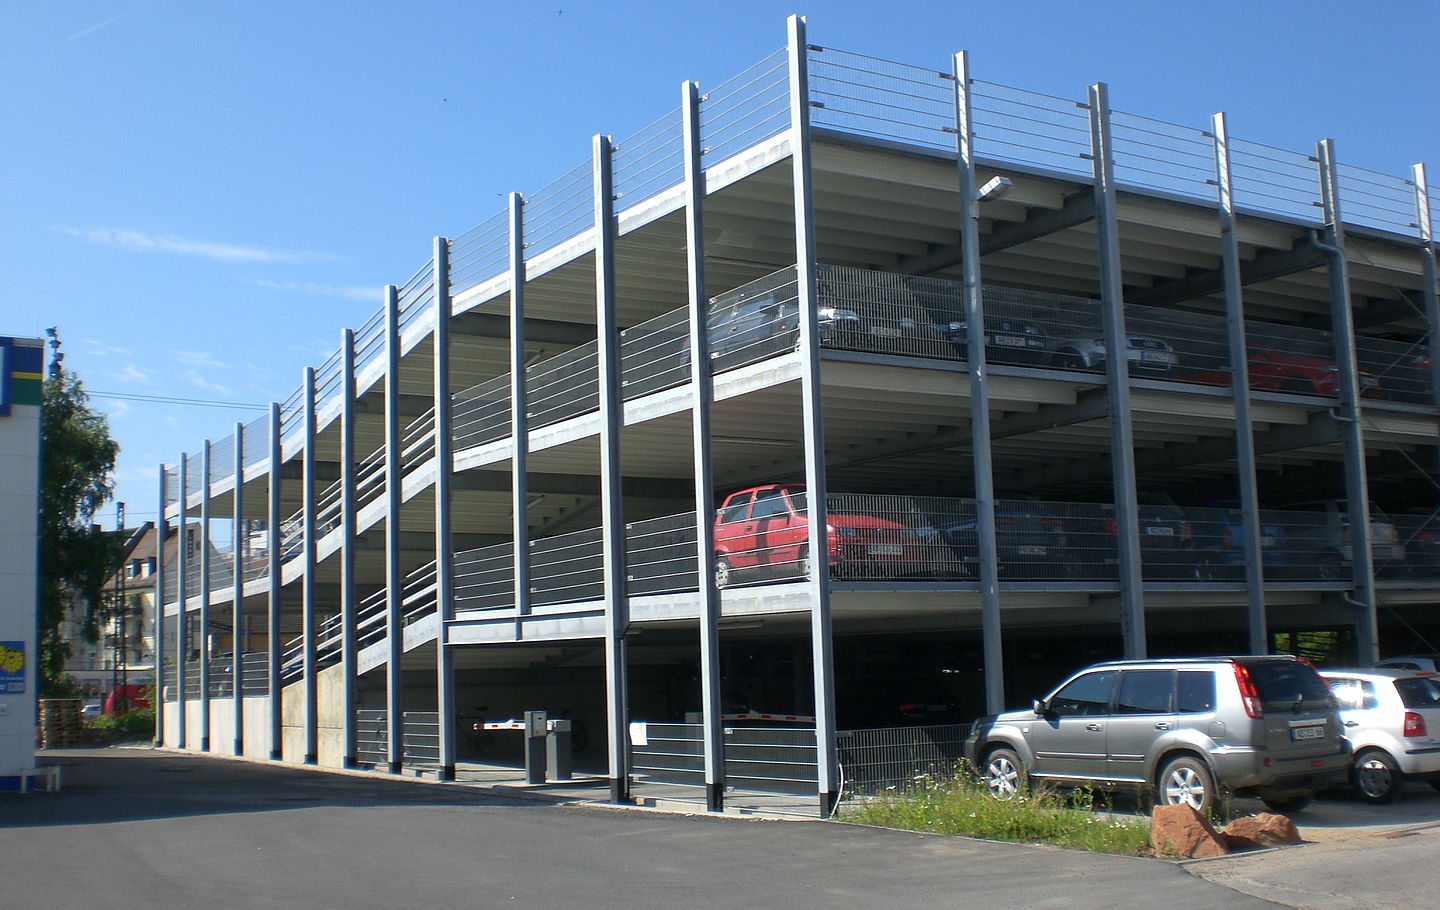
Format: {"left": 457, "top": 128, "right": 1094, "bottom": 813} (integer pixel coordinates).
{"left": 1414, "top": 165, "right": 1439, "bottom": 412}
{"left": 432, "top": 237, "right": 457, "bottom": 781}
{"left": 1088, "top": 82, "right": 1147, "bottom": 658}
{"left": 788, "top": 13, "right": 838, "bottom": 814}
{"left": 1316, "top": 139, "right": 1379, "bottom": 663}
{"left": 384, "top": 284, "right": 405, "bottom": 773}
{"left": 199, "top": 439, "right": 212, "bottom": 751}
{"left": 176, "top": 451, "right": 189, "bottom": 748}
{"left": 267, "top": 402, "right": 282, "bottom": 760}
{"left": 154, "top": 464, "right": 167, "bottom": 745}
{"left": 232, "top": 420, "right": 245, "bottom": 755}
{"left": 594, "top": 132, "right": 631, "bottom": 804}
{"left": 302, "top": 366, "right": 319, "bottom": 764}
{"left": 508, "top": 193, "right": 533, "bottom": 629}
{"left": 340, "top": 327, "right": 358, "bottom": 768}
{"left": 953, "top": 50, "right": 1005, "bottom": 715}
{"left": 1212, "top": 112, "right": 1268, "bottom": 653}
{"left": 683, "top": 78, "right": 724, "bottom": 812}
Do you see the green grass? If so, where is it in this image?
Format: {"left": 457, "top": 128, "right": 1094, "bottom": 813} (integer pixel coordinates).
{"left": 841, "top": 770, "right": 1154, "bottom": 856}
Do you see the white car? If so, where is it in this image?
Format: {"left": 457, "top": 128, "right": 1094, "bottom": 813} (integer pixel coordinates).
{"left": 81, "top": 701, "right": 101, "bottom": 720}
{"left": 1375, "top": 656, "right": 1440, "bottom": 673}
{"left": 1320, "top": 668, "right": 1440, "bottom": 803}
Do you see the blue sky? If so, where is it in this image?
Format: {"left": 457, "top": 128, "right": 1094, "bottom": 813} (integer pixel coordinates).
{"left": 3, "top": 1, "right": 1436, "bottom": 527}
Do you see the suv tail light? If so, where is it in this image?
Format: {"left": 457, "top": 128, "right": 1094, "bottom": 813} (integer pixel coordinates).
{"left": 1403, "top": 711, "right": 1427, "bottom": 738}
{"left": 1233, "top": 663, "right": 1264, "bottom": 718}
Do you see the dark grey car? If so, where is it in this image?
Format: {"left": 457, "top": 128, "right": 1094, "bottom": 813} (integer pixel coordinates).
{"left": 964, "top": 656, "right": 1350, "bottom": 814}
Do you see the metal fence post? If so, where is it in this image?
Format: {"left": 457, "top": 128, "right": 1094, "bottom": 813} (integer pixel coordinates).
{"left": 433, "top": 237, "right": 457, "bottom": 781}
{"left": 176, "top": 450, "right": 189, "bottom": 749}
{"left": 1212, "top": 112, "right": 1268, "bottom": 653}
{"left": 199, "top": 439, "right": 212, "bottom": 751}
{"left": 1088, "top": 82, "right": 1146, "bottom": 658}
{"left": 232, "top": 420, "right": 245, "bottom": 755}
{"left": 1316, "top": 139, "right": 1378, "bottom": 663}
{"left": 508, "top": 193, "right": 533, "bottom": 630}
{"left": 595, "top": 133, "right": 631, "bottom": 804}
{"left": 1413, "top": 165, "right": 1439, "bottom": 413}
{"left": 154, "top": 464, "right": 167, "bottom": 746}
{"left": 302, "top": 367, "right": 318, "bottom": 764}
{"left": 267, "top": 402, "right": 282, "bottom": 760}
{"left": 340, "top": 327, "right": 358, "bottom": 768}
{"left": 683, "top": 78, "right": 724, "bottom": 812}
{"left": 384, "top": 284, "right": 405, "bottom": 773}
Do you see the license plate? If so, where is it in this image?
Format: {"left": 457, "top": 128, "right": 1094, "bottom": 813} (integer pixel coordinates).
{"left": 1016, "top": 546, "right": 1047, "bottom": 556}
{"left": 1141, "top": 351, "right": 1171, "bottom": 364}
{"left": 1142, "top": 526, "right": 1175, "bottom": 536}
{"left": 867, "top": 543, "right": 903, "bottom": 556}
{"left": 869, "top": 326, "right": 903, "bottom": 338}
{"left": 1259, "top": 535, "right": 1275, "bottom": 547}
{"left": 992, "top": 334, "right": 1026, "bottom": 347}
{"left": 1291, "top": 724, "right": 1326, "bottom": 741}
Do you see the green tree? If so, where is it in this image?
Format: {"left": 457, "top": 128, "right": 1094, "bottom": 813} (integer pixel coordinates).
{"left": 39, "top": 369, "right": 121, "bottom": 695}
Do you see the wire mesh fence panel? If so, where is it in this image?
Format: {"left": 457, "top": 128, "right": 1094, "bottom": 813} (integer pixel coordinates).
{"left": 699, "top": 48, "right": 789, "bottom": 166}
{"left": 1355, "top": 334, "right": 1432, "bottom": 404}
{"left": 817, "top": 267, "right": 965, "bottom": 362}
{"left": 523, "top": 161, "right": 593, "bottom": 264}
{"left": 705, "top": 267, "right": 801, "bottom": 373}
{"left": 613, "top": 106, "right": 684, "bottom": 213}
{"left": 969, "top": 80, "right": 1091, "bottom": 180}
{"left": 449, "top": 210, "right": 509, "bottom": 298}
{"left": 454, "top": 541, "right": 515, "bottom": 612}
{"left": 620, "top": 307, "right": 690, "bottom": 401}
{"left": 630, "top": 722, "right": 706, "bottom": 788}
{"left": 1392, "top": 507, "right": 1440, "bottom": 580}
{"left": 625, "top": 512, "right": 699, "bottom": 596}
{"left": 452, "top": 374, "right": 512, "bottom": 451}
{"left": 807, "top": 47, "right": 953, "bottom": 152}
{"left": 529, "top": 527, "right": 605, "bottom": 607}
{"left": 1239, "top": 320, "right": 1381, "bottom": 399}
{"left": 836, "top": 723, "right": 970, "bottom": 798}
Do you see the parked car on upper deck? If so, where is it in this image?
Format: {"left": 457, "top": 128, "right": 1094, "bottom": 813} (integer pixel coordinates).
{"left": 1320, "top": 668, "right": 1440, "bottom": 802}
{"left": 712, "top": 484, "right": 925, "bottom": 588}
{"left": 937, "top": 309, "right": 1049, "bottom": 366}
{"left": 934, "top": 498, "right": 1076, "bottom": 580}
{"left": 1186, "top": 501, "right": 1290, "bottom": 580}
{"left": 1179, "top": 344, "right": 1382, "bottom": 398}
{"left": 1279, "top": 499, "right": 1404, "bottom": 579}
{"left": 1046, "top": 332, "right": 1179, "bottom": 374}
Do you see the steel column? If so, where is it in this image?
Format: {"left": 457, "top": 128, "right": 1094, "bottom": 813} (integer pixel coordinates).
{"left": 683, "top": 79, "right": 723, "bottom": 812}
{"left": 1316, "top": 139, "right": 1378, "bottom": 663}
{"left": 1414, "top": 165, "right": 1439, "bottom": 413}
{"left": 953, "top": 51, "right": 1005, "bottom": 714}
{"left": 340, "top": 328, "right": 358, "bottom": 768}
{"left": 1088, "top": 82, "right": 1146, "bottom": 658}
{"left": 788, "top": 14, "right": 837, "bottom": 815}
{"left": 199, "top": 440, "right": 211, "bottom": 751}
{"left": 232, "top": 420, "right": 245, "bottom": 755}
{"left": 508, "top": 193, "right": 533, "bottom": 629}
{"left": 153, "top": 464, "right": 167, "bottom": 746}
{"left": 176, "top": 452, "right": 190, "bottom": 747}
{"left": 267, "top": 402, "right": 282, "bottom": 760}
{"left": 1212, "top": 112, "right": 1268, "bottom": 653}
{"left": 594, "top": 133, "right": 630, "bottom": 804}
{"left": 432, "top": 237, "right": 457, "bottom": 781}
{"left": 301, "top": 367, "right": 319, "bottom": 764}
{"left": 383, "top": 284, "right": 405, "bottom": 773}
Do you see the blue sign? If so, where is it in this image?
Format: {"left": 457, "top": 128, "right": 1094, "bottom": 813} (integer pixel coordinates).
{"left": 0, "top": 641, "right": 24, "bottom": 693}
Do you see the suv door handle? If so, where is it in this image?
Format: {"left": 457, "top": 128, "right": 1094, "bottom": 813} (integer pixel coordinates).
{"left": 1085, "top": 723, "right": 1103, "bottom": 732}
{"left": 1154, "top": 722, "right": 1171, "bottom": 730}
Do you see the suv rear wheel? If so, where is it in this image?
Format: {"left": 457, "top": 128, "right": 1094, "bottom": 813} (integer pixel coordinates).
{"left": 1157, "top": 755, "right": 1216, "bottom": 815}
{"left": 982, "top": 747, "right": 1025, "bottom": 800}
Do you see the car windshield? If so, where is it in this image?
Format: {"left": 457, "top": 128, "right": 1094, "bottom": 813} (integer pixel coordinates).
{"left": 1244, "top": 660, "right": 1333, "bottom": 709}
{"left": 1394, "top": 676, "right": 1440, "bottom": 708}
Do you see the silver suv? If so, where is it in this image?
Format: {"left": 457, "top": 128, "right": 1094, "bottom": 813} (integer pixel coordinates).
{"left": 964, "top": 656, "right": 1350, "bottom": 813}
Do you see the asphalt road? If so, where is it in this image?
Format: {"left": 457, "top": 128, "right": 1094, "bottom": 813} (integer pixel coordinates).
{"left": 8, "top": 748, "right": 1281, "bottom": 910}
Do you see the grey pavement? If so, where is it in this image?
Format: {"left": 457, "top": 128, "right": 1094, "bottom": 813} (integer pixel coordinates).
{"left": 7, "top": 746, "right": 1283, "bottom": 910}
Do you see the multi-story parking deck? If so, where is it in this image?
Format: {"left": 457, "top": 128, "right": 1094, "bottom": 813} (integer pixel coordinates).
{"left": 154, "top": 17, "right": 1440, "bottom": 812}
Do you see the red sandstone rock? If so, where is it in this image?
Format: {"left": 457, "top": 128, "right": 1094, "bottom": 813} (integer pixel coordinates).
{"left": 1221, "top": 813, "right": 1302, "bottom": 849}
{"left": 1151, "top": 803, "right": 1230, "bottom": 858}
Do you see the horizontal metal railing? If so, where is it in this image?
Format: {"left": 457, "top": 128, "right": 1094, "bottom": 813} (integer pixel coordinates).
{"left": 630, "top": 722, "right": 819, "bottom": 796}
{"left": 356, "top": 709, "right": 440, "bottom": 766}
{"left": 837, "top": 723, "right": 971, "bottom": 797}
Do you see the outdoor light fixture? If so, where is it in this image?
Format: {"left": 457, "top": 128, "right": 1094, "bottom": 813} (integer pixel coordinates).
{"left": 977, "top": 175, "right": 1013, "bottom": 202}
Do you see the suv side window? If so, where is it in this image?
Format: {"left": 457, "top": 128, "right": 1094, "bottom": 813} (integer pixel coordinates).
{"left": 1048, "top": 670, "right": 1116, "bottom": 717}
{"left": 1176, "top": 671, "right": 1216, "bottom": 713}
{"left": 1116, "top": 669, "right": 1174, "bottom": 714}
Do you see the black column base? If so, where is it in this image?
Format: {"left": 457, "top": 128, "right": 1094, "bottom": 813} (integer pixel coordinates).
{"left": 706, "top": 781, "right": 724, "bottom": 812}
{"left": 438, "top": 763, "right": 455, "bottom": 782}
{"left": 388, "top": 761, "right": 402, "bottom": 774}
{"left": 200, "top": 737, "right": 209, "bottom": 752}
{"left": 818, "top": 790, "right": 838, "bottom": 817}
{"left": 342, "top": 754, "right": 357, "bottom": 770}
{"left": 304, "top": 753, "right": 317, "bottom": 765}
{"left": 269, "top": 750, "right": 283, "bottom": 761}
{"left": 234, "top": 739, "right": 244, "bottom": 757}
{"left": 609, "top": 776, "right": 630, "bottom": 804}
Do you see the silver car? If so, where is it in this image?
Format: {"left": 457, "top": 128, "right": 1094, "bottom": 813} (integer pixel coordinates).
{"left": 1320, "top": 668, "right": 1440, "bottom": 803}
{"left": 964, "top": 656, "right": 1350, "bottom": 814}
{"left": 1047, "top": 332, "right": 1179, "bottom": 373}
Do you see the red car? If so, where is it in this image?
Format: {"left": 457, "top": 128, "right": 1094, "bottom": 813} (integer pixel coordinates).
{"left": 712, "top": 484, "right": 920, "bottom": 587}
{"left": 1181, "top": 345, "right": 1381, "bottom": 398}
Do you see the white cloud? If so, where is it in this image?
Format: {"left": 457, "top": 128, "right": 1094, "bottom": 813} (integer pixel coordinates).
{"left": 63, "top": 10, "right": 133, "bottom": 42}
{"left": 83, "top": 340, "right": 132, "bottom": 357}
{"left": 58, "top": 227, "right": 337, "bottom": 264}
{"left": 254, "top": 279, "right": 381, "bottom": 302}
{"left": 182, "top": 369, "right": 232, "bottom": 396}
{"left": 173, "top": 349, "right": 229, "bottom": 369}
{"left": 114, "top": 364, "right": 149, "bottom": 384}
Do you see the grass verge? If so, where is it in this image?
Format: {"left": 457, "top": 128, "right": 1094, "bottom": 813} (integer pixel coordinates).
{"left": 841, "top": 772, "right": 1153, "bottom": 856}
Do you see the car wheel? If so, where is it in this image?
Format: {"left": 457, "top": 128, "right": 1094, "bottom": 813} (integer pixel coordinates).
{"left": 1352, "top": 749, "right": 1403, "bottom": 804}
{"left": 797, "top": 545, "right": 811, "bottom": 580}
{"left": 1157, "top": 755, "right": 1216, "bottom": 815}
{"left": 982, "top": 747, "right": 1026, "bottom": 800}
{"left": 1259, "top": 790, "right": 1314, "bottom": 812}
{"left": 714, "top": 556, "right": 732, "bottom": 590}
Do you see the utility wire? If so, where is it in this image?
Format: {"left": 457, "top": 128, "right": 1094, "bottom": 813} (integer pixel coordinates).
{"left": 89, "top": 390, "right": 268, "bottom": 411}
